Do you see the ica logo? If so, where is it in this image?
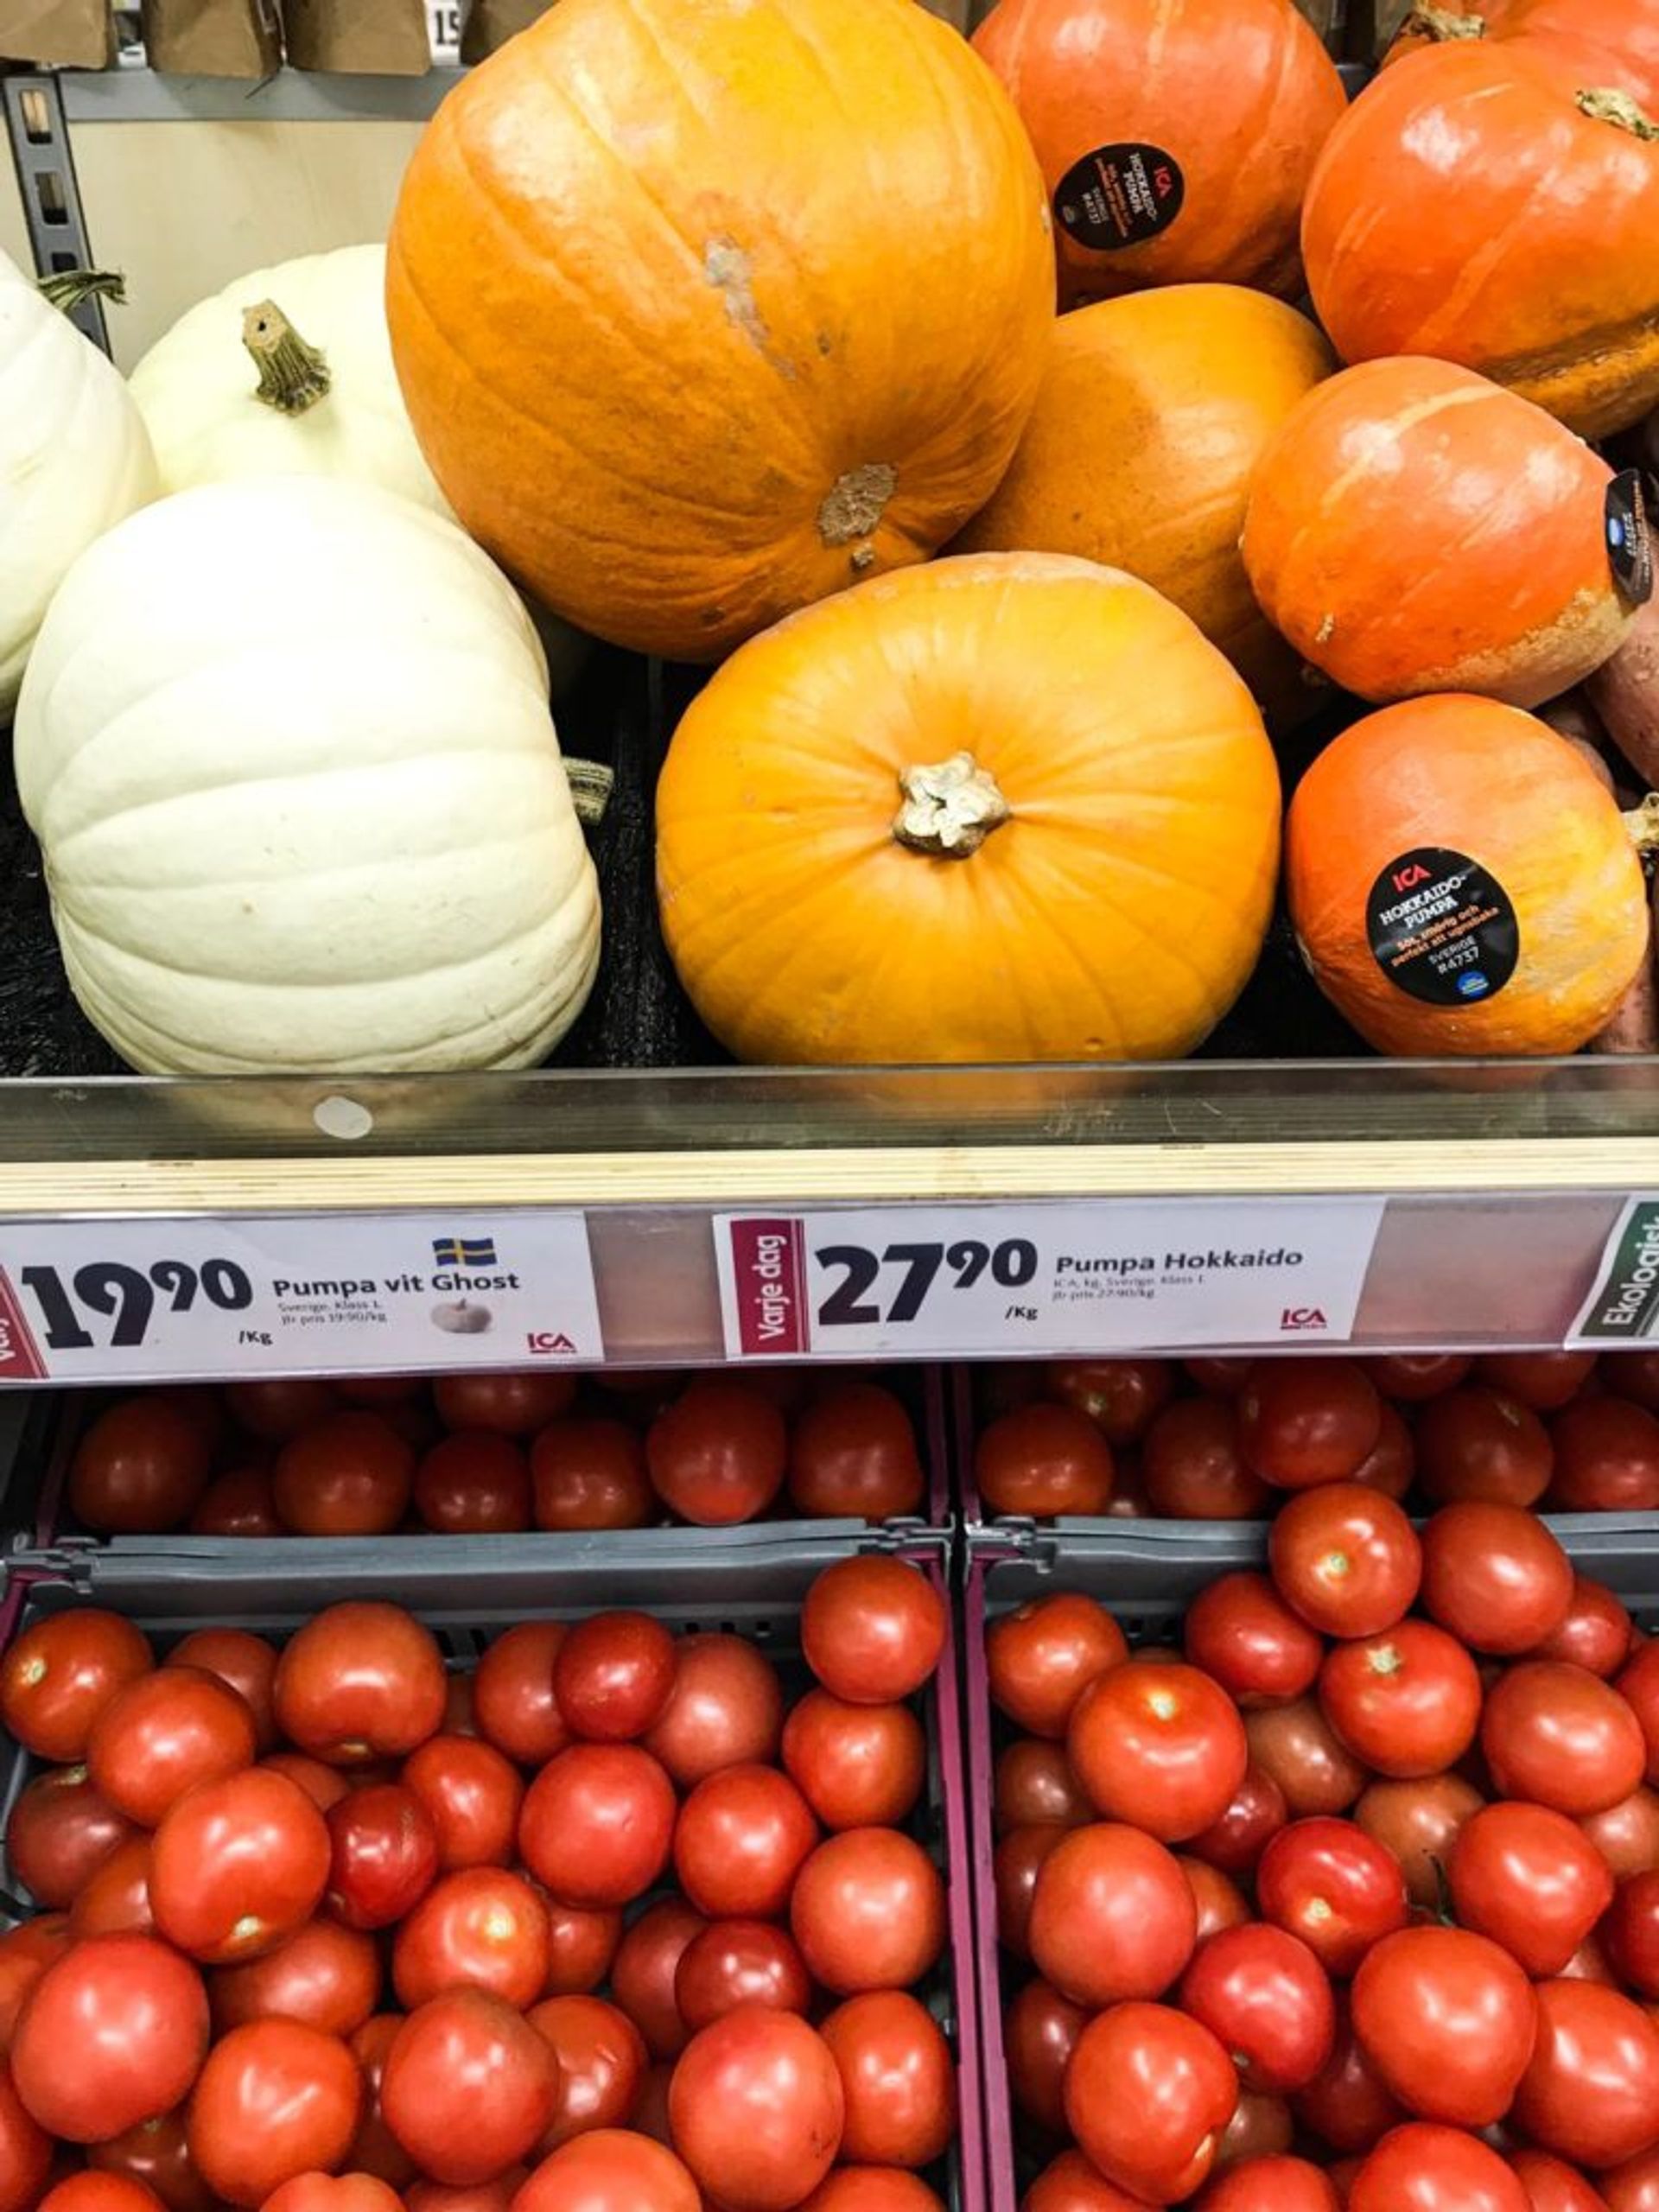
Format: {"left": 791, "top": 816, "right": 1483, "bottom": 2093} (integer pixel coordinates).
{"left": 1391, "top": 864, "right": 1433, "bottom": 893}
{"left": 526, "top": 1331, "right": 577, "bottom": 1357}
{"left": 1280, "top": 1308, "right": 1329, "bottom": 1332}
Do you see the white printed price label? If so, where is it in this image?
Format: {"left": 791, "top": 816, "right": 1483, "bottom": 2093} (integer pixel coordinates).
{"left": 1567, "top": 1197, "right": 1659, "bottom": 1346}
{"left": 715, "top": 1199, "right": 1386, "bottom": 1360}
{"left": 0, "top": 1211, "right": 603, "bottom": 1383}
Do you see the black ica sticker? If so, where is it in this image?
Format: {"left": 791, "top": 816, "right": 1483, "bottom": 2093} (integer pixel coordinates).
{"left": 1053, "top": 143, "right": 1185, "bottom": 251}
{"left": 1607, "top": 469, "right": 1656, "bottom": 606}
{"left": 1367, "top": 848, "right": 1520, "bottom": 1007}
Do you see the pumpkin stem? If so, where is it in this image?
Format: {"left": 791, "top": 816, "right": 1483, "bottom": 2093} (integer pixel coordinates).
{"left": 242, "top": 300, "right": 332, "bottom": 415}
{"left": 563, "top": 757, "right": 613, "bottom": 828}
{"left": 893, "top": 752, "right": 1011, "bottom": 858}
{"left": 36, "top": 267, "right": 127, "bottom": 314}
{"left": 1401, "top": 3, "right": 1484, "bottom": 41}
{"left": 1624, "top": 794, "right": 1659, "bottom": 856}
{"left": 1579, "top": 87, "right": 1659, "bottom": 138}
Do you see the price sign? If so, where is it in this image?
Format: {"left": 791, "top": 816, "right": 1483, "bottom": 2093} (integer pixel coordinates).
{"left": 715, "top": 1199, "right": 1386, "bottom": 1360}
{"left": 1568, "top": 1197, "right": 1659, "bottom": 1346}
{"left": 0, "top": 1211, "right": 602, "bottom": 1383}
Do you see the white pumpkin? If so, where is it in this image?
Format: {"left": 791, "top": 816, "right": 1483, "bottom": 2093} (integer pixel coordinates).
{"left": 16, "top": 476, "right": 601, "bottom": 1075}
{"left": 1, "top": 253, "right": 158, "bottom": 720}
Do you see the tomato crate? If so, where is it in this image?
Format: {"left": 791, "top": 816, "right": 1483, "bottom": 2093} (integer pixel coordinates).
{"left": 0, "top": 1529, "right": 980, "bottom": 2212}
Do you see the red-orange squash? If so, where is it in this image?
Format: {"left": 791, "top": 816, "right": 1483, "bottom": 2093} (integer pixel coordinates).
{"left": 1287, "top": 696, "right": 1650, "bottom": 1057}
{"left": 972, "top": 0, "right": 1346, "bottom": 311}
{"left": 656, "top": 554, "right": 1281, "bottom": 1066}
{"left": 386, "top": 0, "right": 1054, "bottom": 663}
{"left": 1387, "top": 1, "right": 1659, "bottom": 109}
{"left": 1242, "top": 357, "right": 1642, "bottom": 708}
{"left": 956, "top": 283, "right": 1333, "bottom": 728}
{"left": 1303, "top": 43, "right": 1659, "bottom": 439}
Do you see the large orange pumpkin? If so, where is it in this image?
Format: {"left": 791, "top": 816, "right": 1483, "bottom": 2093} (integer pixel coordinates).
{"left": 1303, "top": 43, "right": 1659, "bottom": 439}
{"left": 955, "top": 284, "right": 1333, "bottom": 728}
{"left": 655, "top": 553, "right": 1281, "bottom": 1066}
{"left": 971, "top": 0, "right": 1347, "bottom": 311}
{"left": 1387, "top": 1, "right": 1659, "bottom": 108}
{"left": 1242, "top": 357, "right": 1642, "bottom": 709}
{"left": 1287, "top": 696, "right": 1649, "bottom": 1058}
{"left": 386, "top": 0, "right": 1054, "bottom": 663}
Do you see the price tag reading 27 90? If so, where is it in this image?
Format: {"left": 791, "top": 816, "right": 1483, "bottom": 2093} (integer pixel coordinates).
{"left": 716, "top": 1201, "right": 1386, "bottom": 1361}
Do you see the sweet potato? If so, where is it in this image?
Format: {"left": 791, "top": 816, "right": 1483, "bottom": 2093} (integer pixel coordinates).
{"left": 1590, "top": 881, "right": 1659, "bottom": 1055}
{"left": 1588, "top": 594, "right": 1659, "bottom": 790}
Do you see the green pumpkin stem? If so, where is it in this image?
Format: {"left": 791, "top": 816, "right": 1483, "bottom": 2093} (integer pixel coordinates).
{"left": 242, "top": 300, "right": 332, "bottom": 415}
{"left": 36, "top": 267, "right": 127, "bottom": 314}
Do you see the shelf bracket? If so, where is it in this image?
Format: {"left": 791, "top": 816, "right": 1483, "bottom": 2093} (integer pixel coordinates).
{"left": 3, "top": 72, "right": 108, "bottom": 353}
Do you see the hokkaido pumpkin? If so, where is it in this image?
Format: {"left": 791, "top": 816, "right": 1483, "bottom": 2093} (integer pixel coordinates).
{"left": 386, "top": 0, "right": 1054, "bottom": 664}
{"left": 1302, "top": 43, "right": 1659, "bottom": 439}
{"left": 1242, "top": 358, "right": 1642, "bottom": 709}
{"left": 956, "top": 285, "right": 1334, "bottom": 728}
{"left": 1287, "top": 696, "right": 1650, "bottom": 1057}
{"left": 1387, "top": 1, "right": 1659, "bottom": 109}
{"left": 971, "top": 0, "right": 1347, "bottom": 310}
{"left": 656, "top": 554, "right": 1281, "bottom": 1066}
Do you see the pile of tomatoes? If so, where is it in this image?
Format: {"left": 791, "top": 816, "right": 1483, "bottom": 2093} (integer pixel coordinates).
{"left": 988, "top": 1487, "right": 1659, "bottom": 2209}
{"left": 60, "top": 1369, "right": 925, "bottom": 1540}
{"left": 0, "top": 1554, "right": 955, "bottom": 2212}
{"left": 976, "top": 1351, "right": 1659, "bottom": 1522}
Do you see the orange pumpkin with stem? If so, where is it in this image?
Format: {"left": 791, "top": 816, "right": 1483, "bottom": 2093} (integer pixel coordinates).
{"left": 1303, "top": 42, "right": 1659, "bottom": 439}
{"left": 1287, "top": 696, "right": 1653, "bottom": 1058}
{"left": 956, "top": 284, "right": 1333, "bottom": 730}
{"left": 1387, "top": 1, "right": 1659, "bottom": 106}
{"left": 1241, "top": 356, "right": 1643, "bottom": 709}
{"left": 972, "top": 0, "right": 1346, "bottom": 311}
{"left": 656, "top": 554, "right": 1281, "bottom": 1067}
{"left": 386, "top": 0, "right": 1054, "bottom": 663}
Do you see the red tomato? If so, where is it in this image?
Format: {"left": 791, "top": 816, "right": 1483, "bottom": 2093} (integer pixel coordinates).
{"left": 433, "top": 1374, "right": 575, "bottom": 1436}
{"left": 526, "top": 1995, "right": 646, "bottom": 2152}
{"left": 1585, "top": 1788, "right": 1659, "bottom": 1879}
{"left": 261, "top": 1754, "right": 349, "bottom": 1814}
{"left": 1513, "top": 1980, "right": 1659, "bottom": 2168}
{"left": 781, "top": 1691, "right": 925, "bottom": 1831}
{"left": 994, "top": 1739, "right": 1091, "bottom": 1832}
{"left": 786, "top": 1382, "right": 925, "bottom": 1521}
{"left": 1237, "top": 1361, "right": 1382, "bottom": 1490}
{"left": 37, "top": 2178, "right": 168, "bottom": 2212}
{"left": 1019, "top": 2149, "right": 1151, "bottom": 2212}
{"left": 185, "top": 2019, "right": 363, "bottom": 2209}
{"left": 1065, "top": 2001, "right": 1237, "bottom": 2202}
{"left": 1048, "top": 1359, "right": 1174, "bottom": 1445}
{"left": 271, "top": 1413, "right": 413, "bottom": 1536}
{"left": 994, "top": 1825, "right": 1063, "bottom": 1957}
{"left": 1, "top": 1611, "right": 153, "bottom": 1764}
{"left": 1005, "top": 1978, "right": 1085, "bottom": 2137}
{"left": 1362, "top": 1354, "right": 1472, "bottom": 1400}
{"left": 553, "top": 1612, "right": 676, "bottom": 1742}
{"left": 1256, "top": 1819, "right": 1409, "bottom": 1977}
{"left": 260, "top": 2178, "right": 404, "bottom": 2212}
{"left": 1354, "top": 1774, "right": 1484, "bottom": 1910}
{"left": 1449, "top": 1802, "right": 1615, "bottom": 1976}
{"left": 1348, "top": 2124, "right": 1529, "bottom": 2212}
{"left": 1605, "top": 1870, "right": 1659, "bottom": 1995}
{"left": 0, "top": 2060, "right": 52, "bottom": 2212}
{"left": 1067, "top": 1658, "right": 1248, "bottom": 1842}
{"left": 529, "top": 1420, "right": 653, "bottom": 1533}
{"left": 12, "top": 1934, "right": 208, "bottom": 2145}
{"left": 511, "top": 2131, "right": 700, "bottom": 2212}
{"left": 1245, "top": 1698, "right": 1366, "bottom": 1821}
{"left": 408, "top": 2182, "right": 522, "bottom": 2212}
{"left": 1293, "top": 1999, "right": 1405, "bottom": 2156}
{"left": 518, "top": 1745, "right": 676, "bottom": 1909}
{"left": 1185, "top": 1765, "right": 1288, "bottom": 1879}
{"left": 643, "top": 1634, "right": 783, "bottom": 1788}
{"left": 1351, "top": 1924, "right": 1535, "bottom": 2126}
{"left": 1540, "top": 1578, "right": 1637, "bottom": 1678}
{"left": 1416, "top": 1389, "right": 1553, "bottom": 1507}
{"left": 226, "top": 1382, "right": 337, "bottom": 1440}
{"left": 1484, "top": 1662, "right": 1647, "bottom": 1815}
{"left": 1194, "top": 2158, "right": 1340, "bottom": 2212}
{"left": 1348, "top": 1404, "right": 1415, "bottom": 1502}
{"left": 668, "top": 2005, "right": 843, "bottom": 2212}
{"left": 474, "top": 1624, "right": 570, "bottom": 1767}
{"left": 188, "top": 1468, "right": 283, "bottom": 1538}
{"left": 69, "top": 1399, "right": 212, "bottom": 1534}
{"left": 1142, "top": 1398, "right": 1271, "bottom": 1521}
{"left": 347, "top": 2013, "right": 418, "bottom": 2189}
{"left": 149, "top": 1766, "right": 329, "bottom": 1963}
{"left": 975, "top": 1402, "right": 1116, "bottom": 1519}
{"left": 1605, "top": 1355, "right": 1659, "bottom": 1414}
{"left": 87, "top": 2107, "right": 213, "bottom": 2212}
{"left": 1619, "top": 1643, "right": 1659, "bottom": 1783}
{"left": 789, "top": 1830, "right": 945, "bottom": 1996}
{"left": 645, "top": 1381, "right": 788, "bottom": 1525}
{"left": 1478, "top": 1351, "right": 1599, "bottom": 1409}
{"left": 801, "top": 1560, "right": 945, "bottom": 1706}
{"left": 167, "top": 1630, "right": 277, "bottom": 1755}
{"left": 1549, "top": 1399, "right": 1659, "bottom": 1512}
{"left": 324, "top": 1783, "right": 439, "bottom": 1930}
{"left": 1184, "top": 1573, "right": 1323, "bottom": 1709}
{"left": 1268, "top": 1484, "right": 1421, "bottom": 1639}
{"left": 543, "top": 1904, "right": 624, "bottom": 1999}
{"left": 7, "top": 1766, "right": 137, "bottom": 1906}
{"left": 1605, "top": 2152, "right": 1659, "bottom": 2212}
{"left": 674, "top": 1921, "right": 812, "bottom": 2031}
{"left": 799, "top": 2173, "right": 943, "bottom": 2212}
{"left": 1417, "top": 1502, "right": 1573, "bottom": 1656}
{"left": 1318, "top": 1622, "right": 1482, "bottom": 1779}
{"left": 1027, "top": 1821, "right": 1197, "bottom": 2007}
{"left": 382, "top": 1990, "right": 558, "bottom": 2185}
{"left": 1179, "top": 1923, "right": 1336, "bottom": 2094}
{"left": 273, "top": 1603, "right": 446, "bottom": 1766}
{"left": 88, "top": 1667, "right": 257, "bottom": 1828}
{"left": 817, "top": 1990, "right": 951, "bottom": 2170}
{"left": 1510, "top": 2148, "right": 1616, "bottom": 2212}
{"left": 209, "top": 1915, "right": 379, "bottom": 2037}
{"left": 672, "top": 1764, "right": 818, "bottom": 1920}
{"left": 608, "top": 1899, "right": 705, "bottom": 2061}
{"left": 987, "top": 1594, "right": 1128, "bottom": 1738}
{"left": 413, "top": 1431, "right": 531, "bottom": 1535}
{"left": 392, "top": 1868, "right": 551, "bottom": 2012}
{"left": 70, "top": 1838, "right": 155, "bottom": 1940}
{"left": 0, "top": 1920, "right": 69, "bottom": 2050}
{"left": 403, "top": 1734, "right": 523, "bottom": 1872}
{"left": 1182, "top": 1858, "right": 1253, "bottom": 1944}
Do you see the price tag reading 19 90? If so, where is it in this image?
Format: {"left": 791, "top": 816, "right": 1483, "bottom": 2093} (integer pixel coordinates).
{"left": 0, "top": 1211, "right": 603, "bottom": 1383}
{"left": 715, "top": 1200, "right": 1386, "bottom": 1360}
